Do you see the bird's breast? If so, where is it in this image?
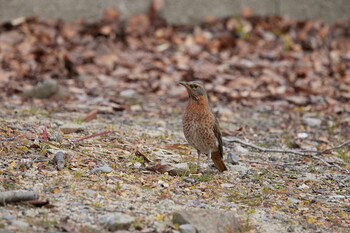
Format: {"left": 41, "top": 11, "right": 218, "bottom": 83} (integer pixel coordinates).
{"left": 182, "top": 104, "right": 217, "bottom": 153}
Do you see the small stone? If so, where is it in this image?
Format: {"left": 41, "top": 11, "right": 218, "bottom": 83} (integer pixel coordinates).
{"left": 157, "top": 199, "right": 176, "bottom": 211}
{"left": 302, "top": 117, "right": 322, "bottom": 127}
{"left": 179, "top": 224, "right": 197, "bottom": 233}
{"left": 183, "top": 177, "right": 196, "bottom": 184}
{"left": 298, "top": 184, "right": 309, "bottom": 190}
{"left": 54, "top": 151, "right": 65, "bottom": 171}
{"left": 84, "top": 189, "right": 96, "bottom": 196}
{"left": 273, "top": 212, "right": 288, "bottom": 222}
{"left": 173, "top": 209, "right": 240, "bottom": 233}
{"left": 100, "top": 213, "right": 135, "bottom": 231}
{"left": 286, "top": 96, "right": 309, "bottom": 105}
{"left": 174, "top": 163, "right": 190, "bottom": 174}
{"left": 288, "top": 197, "right": 300, "bottom": 204}
{"left": 91, "top": 164, "right": 113, "bottom": 174}
{"left": 11, "top": 220, "right": 29, "bottom": 229}
{"left": 3, "top": 214, "right": 15, "bottom": 221}
{"left": 59, "top": 123, "right": 85, "bottom": 134}
{"left": 303, "top": 173, "right": 319, "bottom": 182}
{"left": 329, "top": 195, "right": 346, "bottom": 200}
{"left": 24, "top": 79, "right": 59, "bottom": 99}
{"left": 157, "top": 180, "right": 169, "bottom": 188}
{"left": 130, "top": 105, "right": 142, "bottom": 112}
{"left": 235, "top": 145, "right": 249, "bottom": 155}
{"left": 297, "top": 132, "right": 308, "bottom": 139}
{"left": 287, "top": 225, "right": 295, "bottom": 232}
{"left": 120, "top": 89, "right": 136, "bottom": 98}
{"left": 227, "top": 152, "right": 239, "bottom": 165}
{"left": 167, "top": 163, "right": 190, "bottom": 176}
{"left": 133, "top": 162, "right": 142, "bottom": 169}
{"left": 221, "top": 183, "right": 235, "bottom": 189}
{"left": 228, "top": 165, "right": 249, "bottom": 175}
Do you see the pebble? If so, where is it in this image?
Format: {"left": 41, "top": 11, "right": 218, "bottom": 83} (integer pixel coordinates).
{"left": 228, "top": 164, "right": 249, "bottom": 175}
{"left": 91, "top": 164, "right": 113, "bottom": 174}
{"left": 171, "top": 163, "right": 190, "bottom": 176}
{"left": 100, "top": 213, "right": 135, "bottom": 231}
{"left": 179, "top": 224, "right": 196, "bottom": 233}
{"left": 54, "top": 151, "right": 65, "bottom": 171}
{"left": 183, "top": 177, "right": 196, "bottom": 184}
{"left": 287, "top": 225, "right": 295, "bottom": 232}
{"left": 3, "top": 214, "right": 15, "bottom": 221}
{"left": 221, "top": 183, "right": 235, "bottom": 189}
{"left": 227, "top": 152, "right": 239, "bottom": 165}
{"left": 297, "top": 184, "right": 309, "bottom": 190}
{"left": 84, "top": 189, "right": 96, "bottom": 196}
{"left": 173, "top": 209, "right": 240, "bottom": 233}
{"left": 297, "top": 132, "right": 308, "bottom": 139}
{"left": 235, "top": 145, "right": 249, "bottom": 155}
{"left": 329, "top": 195, "right": 346, "bottom": 200}
{"left": 24, "top": 79, "right": 59, "bottom": 99}
{"left": 288, "top": 197, "right": 300, "bottom": 204}
{"left": 302, "top": 117, "right": 322, "bottom": 127}
{"left": 59, "top": 123, "right": 85, "bottom": 134}
{"left": 120, "top": 89, "right": 136, "bottom": 98}
{"left": 11, "top": 220, "right": 29, "bottom": 229}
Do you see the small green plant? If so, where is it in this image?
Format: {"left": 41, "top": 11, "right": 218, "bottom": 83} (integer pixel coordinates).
{"left": 336, "top": 150, "right": 350, "bottom": 163}
{"left": 188, "top": 163, "right": 197, "bottom": 174}
{"left": 237, "top": 209, "right": 254, "bottom": 232}
{"left": 194, "top": 173, "right": 212, "bottom": 182}
{"left": 91, "top": 201, "right": 102, "bottom": 208}
{"left": 73, "top": 171, "right": 84, "bottom": 179}
{"left": 282, "top": 35, "right": 292, "bottom": 51}
{"left": 232, "top": 17, "right": 250, "bottom": 40}
{"left": 33, "top": 214, "right": 57, "bottom": 230}
{"left": 2, "top": 182, "right": 15, "bottom": 190}
{"left": 72, "top": 119, "right": 83, "bottom": 124}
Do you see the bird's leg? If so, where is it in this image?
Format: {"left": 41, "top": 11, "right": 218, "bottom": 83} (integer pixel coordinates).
{"left": 206, "top": 151, "right": 211, "bottom": 174}
{"left": 196, "top": 150, "right": 201, "bottom": 173}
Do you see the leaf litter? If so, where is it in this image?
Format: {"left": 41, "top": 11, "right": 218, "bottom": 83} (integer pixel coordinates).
{"left": 0, "top": 2, "right": 349, "bottom": 232}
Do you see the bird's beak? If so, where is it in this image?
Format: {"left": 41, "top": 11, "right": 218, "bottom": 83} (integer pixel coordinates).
{"left": 179, "top": 81, "right": 188, "bottom": 87}
{"left": 179, "top": 81, "right": 191, "bottom": 93}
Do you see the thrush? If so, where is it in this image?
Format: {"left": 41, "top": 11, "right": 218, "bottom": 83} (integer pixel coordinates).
{"left": 179, "top": 80, "right": 228, "bottom": 172}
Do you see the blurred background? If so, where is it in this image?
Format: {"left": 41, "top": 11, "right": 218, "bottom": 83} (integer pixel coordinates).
{"left": 1, "top": 0, "right": 349, "bottom": 23}
{"left": 1, "top": 1, "right": 350, "bottom": 232}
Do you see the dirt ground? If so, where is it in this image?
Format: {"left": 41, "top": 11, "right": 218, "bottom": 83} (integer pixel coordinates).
{"left": 0, "top": 4, "right": 349, "bottom": 233}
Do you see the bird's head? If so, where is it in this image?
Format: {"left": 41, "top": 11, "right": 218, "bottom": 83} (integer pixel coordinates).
{"left": 179, "top": 80, "right": 208, "bottom": 101}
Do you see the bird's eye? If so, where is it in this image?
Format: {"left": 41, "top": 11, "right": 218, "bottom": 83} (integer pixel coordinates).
{"left": 191, "top": 85, "right": 198, "bottom": 89}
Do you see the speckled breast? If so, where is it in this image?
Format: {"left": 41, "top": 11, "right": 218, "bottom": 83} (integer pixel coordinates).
{"left": 182, "top": 109, "right": 218, "bottom": 154}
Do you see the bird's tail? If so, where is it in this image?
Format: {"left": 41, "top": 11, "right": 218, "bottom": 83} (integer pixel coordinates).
{"left": 211, "top": 151, "right": 227, "bottom": 172}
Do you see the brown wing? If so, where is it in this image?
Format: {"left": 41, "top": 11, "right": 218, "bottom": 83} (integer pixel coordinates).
{"left": 213, "top": 116, "right": 223, "bottom": 157}
{"left": 212, "top": 116, "right": 227, "bottom": 172}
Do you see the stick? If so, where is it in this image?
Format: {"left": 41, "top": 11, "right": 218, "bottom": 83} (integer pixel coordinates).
{"left": 0, "top": 190, "right": 38, "bottom": 205}
{"left": 223, "top": 137, "right": 317, "bottom": 156}
{"left": 73, "top": 131, "right": 115, "bottom": 143}
{"left": 224, "top": 137, "right": 350, "bottom": 174}
{"left": 224, "top": 137, "right": 350, "bottom": 156}
{"left": 321, "top": 140, "right": 350, "bottom": 154}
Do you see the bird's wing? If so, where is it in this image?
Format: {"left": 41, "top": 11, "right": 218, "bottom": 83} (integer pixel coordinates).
{"left": 213, "top": 116, "right": 223, "bottom": 157}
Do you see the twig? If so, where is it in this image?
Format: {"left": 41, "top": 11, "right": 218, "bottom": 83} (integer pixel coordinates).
{"left": 224, "top": 137, "right": 349, "bottom": 156}
{"left": 0, "top": 137, "right": 16, "bottom": 141}
{"left": 321, "top": 140, "right": 350, "bottom": 154}
{"left": 73, "top": 131, "right": 115, "bottom": 143}
{"left": 223, "top": 137, "right": 318, "bottom": 156}
{"left": 224, "top": 137, "right": 350, "bottom": 174}
{"left": 0, "top": 190, "right": 38, "bottom": 206}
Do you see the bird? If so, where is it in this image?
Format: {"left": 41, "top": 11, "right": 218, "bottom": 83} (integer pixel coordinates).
{"left": 179, "top": 80, "right": 228, "bottom": 172}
